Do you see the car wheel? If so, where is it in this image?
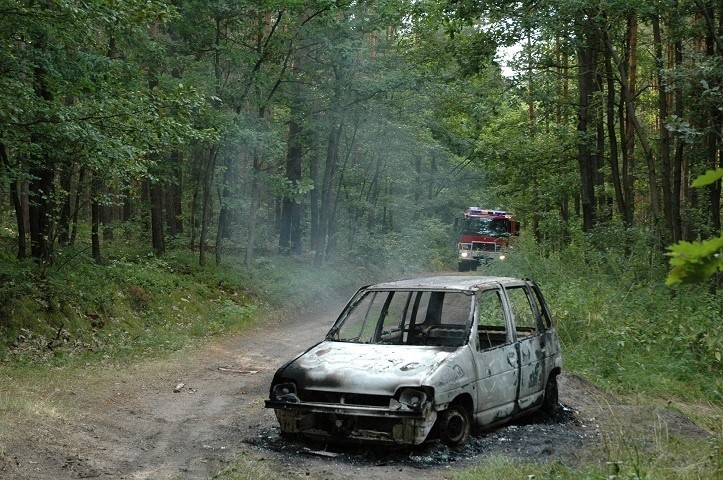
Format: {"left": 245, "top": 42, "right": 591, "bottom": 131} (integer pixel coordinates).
{"left": 280, "top": 430, "right": 300, "bottom": 441}
{"left": 458, "top": 262, "right": 468, "bottom": 272}
{"left": 437, "top": 404, "right": 471, "bottom": 447}
{"left": 542, "top": 373, "right": 559, "bottom": 415}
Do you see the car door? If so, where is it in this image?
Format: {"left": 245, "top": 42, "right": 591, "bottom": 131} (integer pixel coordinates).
{"left": 503, "top": 282, "right": 547, "bottom": 410}
{"left": 472, "top": 287, "right": 519, "bottom": 426}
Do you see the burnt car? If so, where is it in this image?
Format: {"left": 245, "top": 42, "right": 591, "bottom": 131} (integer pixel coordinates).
{"left": 265, "top": 276, "right": 562, "bottom": 447}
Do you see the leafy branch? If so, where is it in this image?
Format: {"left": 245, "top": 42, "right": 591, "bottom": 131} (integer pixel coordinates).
{"left": 666, "top": 168, "right": 723, "bottom": 286}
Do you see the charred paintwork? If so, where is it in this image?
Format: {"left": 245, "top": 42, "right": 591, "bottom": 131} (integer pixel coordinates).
{"left": 265, "top": 276, "right": 563, "bottom": 446}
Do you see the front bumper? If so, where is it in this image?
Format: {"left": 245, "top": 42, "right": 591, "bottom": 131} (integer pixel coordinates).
{"left": 458, "top": 242, "right": 507, "bottom": 263}
{"left": 265, "top": 399, "right": 437, "bottom": 444}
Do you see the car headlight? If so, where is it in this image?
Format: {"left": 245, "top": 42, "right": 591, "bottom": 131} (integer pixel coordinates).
{"left": 271, "top": 382, "right": 300, "bottom": 402}
{"left": 389, "top": 388, "right": 429, "bottom": 411}
{"left": 499, "top": 255, "right": 506, "bottom": 260}
{"left": 460, "top": 251, "right": 469, "bottom": 258}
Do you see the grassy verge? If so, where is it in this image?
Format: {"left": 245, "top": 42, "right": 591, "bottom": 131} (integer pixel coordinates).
{"left": 451, "top": 236, "right": 722, "bottom": 480}
{"left": 486, "top": 237, "right": 722, "bottom": 416}
{"left": 0, "top": 243, "right": 371, "bottom": 451}
{"left": 0, "top": 245, "right": 368, "bottom": 366}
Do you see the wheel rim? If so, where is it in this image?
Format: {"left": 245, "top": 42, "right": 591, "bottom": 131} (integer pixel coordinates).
{"left": 440, "top": 406, "right": 470, "bottom": 445}
{"left": 445, "top": 411, "right": 466, "bottom": 442}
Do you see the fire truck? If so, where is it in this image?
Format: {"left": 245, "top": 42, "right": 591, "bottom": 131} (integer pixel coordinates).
{"left": 456, "top": 207, "right": 519, "bottom": 271}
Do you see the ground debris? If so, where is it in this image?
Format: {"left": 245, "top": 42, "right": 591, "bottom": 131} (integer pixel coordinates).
{"left": 250, "top": 403, "right": 593, "bottom": 470}
{"left": 303, "top": 448, "right": 339, "bottom": 458}
{"left": 218, "top": 366, "right": 259, "bottom": 374}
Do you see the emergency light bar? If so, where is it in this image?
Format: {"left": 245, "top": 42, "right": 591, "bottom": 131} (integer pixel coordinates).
{"left": 466, "top": 207, "right": 508, "bottom": 217}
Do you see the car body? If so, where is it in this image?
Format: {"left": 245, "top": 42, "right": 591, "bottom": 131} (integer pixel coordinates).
{"left": 264, "top": 276, "right": 562, "bottom": 446}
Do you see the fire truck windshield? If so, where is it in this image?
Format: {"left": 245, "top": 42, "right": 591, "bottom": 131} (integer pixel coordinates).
{"left": 462, "top": 217, "right": 510, "bottom": 237}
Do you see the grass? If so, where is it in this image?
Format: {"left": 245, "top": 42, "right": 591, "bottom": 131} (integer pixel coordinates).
{"left": 462, "top": 236, "right": 723, "bottom": 480}
{"left": 0, "top": 240, "right": 370, "bottom": 459}
{"left": 484, "top": 236, "right": 722, "bottom": 414}
{"left": 0, "top": 242, "right": 366, "bottom": 365}
{"left": 1, "top": 230, "right": 721, "bottom": 479}
{"left": 447, "top": 417, "right": 723, "bottom": 480}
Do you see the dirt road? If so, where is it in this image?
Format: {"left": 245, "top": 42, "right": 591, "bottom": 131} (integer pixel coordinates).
{"left": 0, "top": 302, "right": 709, "bottom": 479}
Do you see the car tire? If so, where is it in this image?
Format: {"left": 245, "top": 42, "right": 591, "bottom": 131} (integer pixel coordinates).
{"left": 541, "top": 373, "right": 559, "bottom": 416}
{"left": 437, "top": 404, "right": 471, "bottom": 447}
{"left": 458, "top": 262, "right": 469, "bottom": 272}
{"left": 280, "top": 430, "right": 300, "bottom": 441}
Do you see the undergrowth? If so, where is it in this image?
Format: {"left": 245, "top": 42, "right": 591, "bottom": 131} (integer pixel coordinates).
{"left": 484, "top": 233, "right": 723, "bottom": 414}
{"left": 0, "top": 240, "right": 364, "bottom": 367}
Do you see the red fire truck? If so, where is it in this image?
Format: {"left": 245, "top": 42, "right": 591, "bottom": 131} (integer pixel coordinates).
{"left": 456, "top": 207, "right": 519, "bottom": 271}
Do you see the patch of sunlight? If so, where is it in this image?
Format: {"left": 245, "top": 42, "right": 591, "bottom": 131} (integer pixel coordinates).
{"left": 28, "top": 397, "right": 65, "bottom": 420}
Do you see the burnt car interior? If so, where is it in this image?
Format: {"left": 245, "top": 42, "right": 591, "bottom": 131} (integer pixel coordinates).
{"left": 328, "top": 290, "right": 473, "bottom": 348}
{"left": 477, "top": 288, "right": 509, "bottom": 350}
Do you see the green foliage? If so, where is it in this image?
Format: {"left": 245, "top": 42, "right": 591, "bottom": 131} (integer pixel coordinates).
{"left": 454, "top": 436, "right": 721, "bottom": 480}
{"left": 666, "top": 236, "right": 723, "bottom": 286}
{"left": 666, "top": 168, "right": 723, "bottom": 286}
{"left": 0, "top": 246, "right": 256, "bottom": 364}
{"left": 486, "top": 233, "right": 722, "bottom": 408}
{"left": 691, "top": 168, "right": 723, "bottom": 188}
{"left": 346, "top": 218, "right": 456, "bottom": 275}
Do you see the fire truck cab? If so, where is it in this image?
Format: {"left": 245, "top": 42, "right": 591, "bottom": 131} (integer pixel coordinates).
{"left": 456, "top": 207, "right": 519, "bottom": 271}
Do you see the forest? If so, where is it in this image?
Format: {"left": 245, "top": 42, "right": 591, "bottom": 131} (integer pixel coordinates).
{"left": 0, "top": 0, "right": 722, "bottom": 477}
{"left": 1, "top": 0, "right": 722, "bottom": 272}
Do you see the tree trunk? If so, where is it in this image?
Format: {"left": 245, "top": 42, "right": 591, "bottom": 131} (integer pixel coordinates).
{"left": 57, "top": 164, "right": 74, "bottom": 245}
{"left": 619, "top": 14, "right": 637, "bottom": 228}
{"left": 310, "top": 142, "right": 320, "bottom": 254}
{"left": 215, "top": 152, "right": 234, "bottom": 265}
{"left": 11, "top": 180, "right": 27, "bottom": 259}
{"left": 671, "top": 34, "right": 684, "bottom": 243}
{"left": 1, "top": 142, "right": 27, "bottom": 259}
{"left": 244, "top": 151, "right": 261, "bottom": 266}
{"left": 91, "top": 173, "right": 102, "bottom": 264}
{"left": 165, "top": 151, "right": 183, "bottom": 237}
{"left": 199, "top": 146, "right": 218, "bottom": 266}
{"left": 189, "top": 150, "right": 203, "bottom": 252}
{"left": 604, "top": 42, "right": 626, "bottom": 224}
{"left": 148, "top": 179, "right": 165, "bottom": 256}
{"left": 605, "top": 23, "right": 661, "bottom": 235}
{"left": 279, "top": 116, "right": 303, "bottom": 255}
{"left": 576, "top": 21, "right": 598, "bottom": 232}
{"left": 315, "top": 121, "right": 342, "bottom": 264}
{"left": 69, "top": 166, "right": 86, "bottom": 246}
{"left": 28, "top": 156, "right": 54, "bottom": 261}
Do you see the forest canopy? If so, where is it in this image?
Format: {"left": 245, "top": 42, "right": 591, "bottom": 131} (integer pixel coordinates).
{"left": 0, "top": 0, "right": 721, "bottom": 282}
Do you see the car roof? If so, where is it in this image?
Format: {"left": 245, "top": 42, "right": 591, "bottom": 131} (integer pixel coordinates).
{"left": 366, "top": 275, "right": 528, "bottom": 292}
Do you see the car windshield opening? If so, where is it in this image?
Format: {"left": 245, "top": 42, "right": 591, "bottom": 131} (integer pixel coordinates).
{"left": 328, "top": 290, "right": 473, "bottom": 347}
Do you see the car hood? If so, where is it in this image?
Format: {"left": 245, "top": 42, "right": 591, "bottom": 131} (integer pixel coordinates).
{"left": 279, "top": 341, "right": 465, "bottom": 397}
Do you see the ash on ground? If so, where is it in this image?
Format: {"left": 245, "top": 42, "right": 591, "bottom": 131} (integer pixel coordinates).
{"left": 249, "top": 403, "right": 598, "bottom": 469}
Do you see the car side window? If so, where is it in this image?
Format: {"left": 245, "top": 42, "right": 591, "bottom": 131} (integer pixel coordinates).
{"left": 531, "top": 286, "right": 552, "bottom": 328}
{"left": 505, "top": 286, "right": 538, "bottom": 336}
{"left": 477, "top": 289, "right": 508, "bottom": 350}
